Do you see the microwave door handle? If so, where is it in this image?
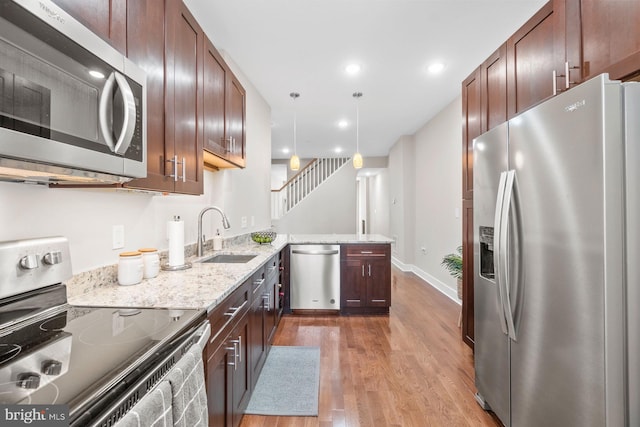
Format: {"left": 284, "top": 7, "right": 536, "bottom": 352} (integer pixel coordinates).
{"left": 112, "top": 72, "right": 137, "bottom": 155}
{"left": 98, "top": 72, "right": 117, "bottom": 152}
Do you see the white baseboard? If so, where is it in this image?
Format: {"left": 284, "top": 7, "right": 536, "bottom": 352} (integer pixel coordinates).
{"left": 391, "top": 258, "right": 461, "bottom": 305}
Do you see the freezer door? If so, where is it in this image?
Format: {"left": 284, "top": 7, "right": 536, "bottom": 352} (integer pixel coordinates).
{"left": 507, "top": 75, "right": 625, "bottom": 427}
{"left": 473, "top": 122, "right": 510, "bottom": 425}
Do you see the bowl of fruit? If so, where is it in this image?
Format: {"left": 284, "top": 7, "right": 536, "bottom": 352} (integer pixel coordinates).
{"left": 251, "top": 231, "right": 277, "bottom": 245}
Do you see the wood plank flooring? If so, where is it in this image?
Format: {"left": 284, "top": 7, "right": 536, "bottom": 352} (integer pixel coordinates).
{"left": 240, "top": 268, "right": 501, "bottom": 427}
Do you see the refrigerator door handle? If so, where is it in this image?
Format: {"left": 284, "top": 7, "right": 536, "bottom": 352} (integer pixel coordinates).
{"left": 493, "top": 171, "right": 509, "bottom": 336}
{"left": 501, "top": 170, "right": 518, "bottom": 341}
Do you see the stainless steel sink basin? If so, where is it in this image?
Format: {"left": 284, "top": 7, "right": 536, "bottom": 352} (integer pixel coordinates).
{"left": 197, "top": 254, "right": 257, "bottom": 264}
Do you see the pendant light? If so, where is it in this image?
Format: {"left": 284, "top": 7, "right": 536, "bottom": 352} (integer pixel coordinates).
{"left": 352, "top": 92, "right": 363, "bottom": 169}
{"left": 289, "top": 92, "right": 300, "bottom": 171}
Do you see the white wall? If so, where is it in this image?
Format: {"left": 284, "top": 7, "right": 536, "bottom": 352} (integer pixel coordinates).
{"left": 0, "top": 55, "right": 272, "bottom": 275}
{"left": 387, "top": 96, "right": 462, "bottom": 301}
{"left": 274, "top": 163, "right": 357, "bottom": 234}
{"left": 367, "top": 170, "right": 390, "bottom": 237}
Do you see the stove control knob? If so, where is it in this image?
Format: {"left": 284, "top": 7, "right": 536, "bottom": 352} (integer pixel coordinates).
{"left": 19, "top": 254, "right": 39, "bottom": 270}
{"left": 42, "top": 360, "right": 63, "bottom": 376}
{"left": 17, "top": 372, "right": 41, "bottom": 389}
{"left": 43, "top": 251, "right": 63, "bottom": 265}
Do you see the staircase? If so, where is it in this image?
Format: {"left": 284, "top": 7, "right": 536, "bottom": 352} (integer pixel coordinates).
{"left": 271, "top": 157, "right": 351, "bottom": 219}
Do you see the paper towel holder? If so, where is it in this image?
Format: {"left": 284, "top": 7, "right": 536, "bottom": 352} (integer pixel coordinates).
{"left": 162, "top": 215, "right": 192, "bottom": 271}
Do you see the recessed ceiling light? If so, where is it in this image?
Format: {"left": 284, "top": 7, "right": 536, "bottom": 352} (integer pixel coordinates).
{"left": 345, "top": 63, "right": 361, "bottom": 75}
{"left": 282, "top": 148, "right": 290, "bottom": 154}
{"left": 338, "top": 120, "right": 349, "bottom": 129}
{"left": 89, "top": 70, "right": 105, "bottom": 79}
{"left": 427, "top": 62, "right": 445, "bottom": 74}
{"left": 335, "top": 147, "right": 343, "bottom": 153}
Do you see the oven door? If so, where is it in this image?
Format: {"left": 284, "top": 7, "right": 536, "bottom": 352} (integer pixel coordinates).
{"left": 0, "top": 0, "right": 146, "bottom": 182}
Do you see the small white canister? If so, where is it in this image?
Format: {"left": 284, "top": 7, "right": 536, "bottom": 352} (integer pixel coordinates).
{"left": 118, "top": 251, "right": 144, "bottom": 286}
{"left": 139, "top": 248, "right": 160, "bottom": 279}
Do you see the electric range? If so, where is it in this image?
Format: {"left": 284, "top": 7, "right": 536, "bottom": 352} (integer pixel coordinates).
{"left": 0, "top": 237, "right": 206, "bottom": 425}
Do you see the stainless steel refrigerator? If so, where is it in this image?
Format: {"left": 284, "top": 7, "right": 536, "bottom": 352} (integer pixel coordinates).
{"left": 473, "top": 74, "right": 638, "bottom": 427}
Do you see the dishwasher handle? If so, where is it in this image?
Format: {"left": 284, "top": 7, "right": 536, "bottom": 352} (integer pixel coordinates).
{"left": 291, "top": 249, "right": 339, "bottom": 255}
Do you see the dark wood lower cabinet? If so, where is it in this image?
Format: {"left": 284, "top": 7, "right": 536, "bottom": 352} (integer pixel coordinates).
{"left": 206, "top": 339, "right": 232, "bottom": 426}
{"left": 340, "top": 244, "right": 391, "bottom": 315}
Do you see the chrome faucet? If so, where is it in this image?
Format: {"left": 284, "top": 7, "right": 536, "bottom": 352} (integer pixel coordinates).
{"left": 197, "top": 206, "right": 231, "bottom": 256}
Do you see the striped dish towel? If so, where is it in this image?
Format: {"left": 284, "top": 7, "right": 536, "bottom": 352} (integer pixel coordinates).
{"left": 115, "top": 381, "right": 173, "bottom": 427}
{"left": 166, "top": 343, "right": 208, "bottom": 427}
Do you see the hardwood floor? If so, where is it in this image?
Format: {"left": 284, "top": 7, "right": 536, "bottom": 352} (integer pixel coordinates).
{"left": 240, "top": 268, "right": 501, "bottom": 427}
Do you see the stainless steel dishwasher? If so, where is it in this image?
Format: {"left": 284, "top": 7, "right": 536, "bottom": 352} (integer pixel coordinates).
{"left": 290, "top": 244, "right": 340, "bottom": 311}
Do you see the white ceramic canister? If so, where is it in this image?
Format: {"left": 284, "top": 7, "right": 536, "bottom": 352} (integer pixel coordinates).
{"left": 139, "top": 248, "right": 161, "bottom": 279}
{"left": 118, "top": 251, "right": 144, "bottom": 286}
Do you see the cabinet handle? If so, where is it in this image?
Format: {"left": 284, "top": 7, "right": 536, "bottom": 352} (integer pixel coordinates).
{"left": 346, "top": 299, "right": 361, "bottom": 303}
{"left": 226, "top": 344, "right": 237, "bottom": 369}
{"left": 237, "top": 335, "right": 242, "bottom": 363}
{"left": 564, "top": 61, "right": 579, "bottom": 90}
{"left": 362, "top": 265, "right": 365, "bottom": 277}
{"left": 552, "top": 70, "right": 558, "bottom": 96}
{"left": 368, "top": 264, "right": 372, "bottom": 277}
{"left": 371, "top": 299, "right": 386, "bottom": 303}
{"left": 167, "top": 155, "right": 178, "bottom": 181}
{"left": 360, "top": 250, "right": 373, "bottom": 254}
{"left": 229, "top": 339, "right": 240, "bottom": 369}
{"left": 181, "top": 157, "right": 186, "bottom": 183}
{"left": 210, "top": 300, "right": 248, "bottom": 344}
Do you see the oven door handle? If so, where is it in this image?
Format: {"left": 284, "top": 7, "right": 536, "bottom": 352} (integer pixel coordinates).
{"left": 194, "top": 321, "right": 211, "bottom": 349}
{"left": 99, "top": 71, "right": 137, "bottom": 156}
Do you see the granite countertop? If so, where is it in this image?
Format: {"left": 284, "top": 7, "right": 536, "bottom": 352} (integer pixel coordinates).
{"left": 67, "top": 234, "right": 392, "bottom": 312}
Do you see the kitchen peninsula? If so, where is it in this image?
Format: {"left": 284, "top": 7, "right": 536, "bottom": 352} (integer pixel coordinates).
{"left": 67, "top": 234, "right": 393, "bottom": 312}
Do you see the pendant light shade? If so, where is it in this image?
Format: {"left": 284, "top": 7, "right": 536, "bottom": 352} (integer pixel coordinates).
{"left": 289, "top": 92, "right": 300, "bottom": 171}
{"left": 352, "top": 92, "right": 363, "bottom": 169}
{"left": 352, "top": 152, "right": 363, "bottom": 169}
{"left": 289, "top": 154, "right": 300, "bottom": 171}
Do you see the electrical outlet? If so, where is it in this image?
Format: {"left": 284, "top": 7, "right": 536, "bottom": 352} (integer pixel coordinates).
{"left": 112, "top": 225, "right": 125, "bottom": 249}
{"left": 455, "top": 207, "right": 460, "bottom": 218}
{"left": 241, "top": 216, "right": 247, "bottom": 228}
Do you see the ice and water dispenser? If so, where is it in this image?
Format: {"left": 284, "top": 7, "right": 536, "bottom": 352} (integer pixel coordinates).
{"left": 479, "top": 226, "right": 495, "bottom": 280}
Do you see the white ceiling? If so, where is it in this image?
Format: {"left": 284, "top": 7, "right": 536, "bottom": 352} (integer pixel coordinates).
{"left": 185, "top": 0, "right": 547, "bottom": 160}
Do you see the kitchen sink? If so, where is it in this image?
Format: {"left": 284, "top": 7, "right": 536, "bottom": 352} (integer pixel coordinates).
{"left": 197, "top": 254, "right": 257, "bottom": 264}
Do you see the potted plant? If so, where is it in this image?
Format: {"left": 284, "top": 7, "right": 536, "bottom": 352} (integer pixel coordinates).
{"left": 441, "top": 246, "right": 463, "bottom": 300}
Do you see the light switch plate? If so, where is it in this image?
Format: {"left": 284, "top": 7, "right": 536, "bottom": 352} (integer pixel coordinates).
{"left": 112, "top": 225, "right": 125, "bottom": 249}
{"left": 241, "top": 217, "right": 247, "bottom": 228}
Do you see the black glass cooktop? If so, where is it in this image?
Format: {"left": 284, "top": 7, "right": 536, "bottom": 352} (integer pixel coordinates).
{"left": 0, "top": 297, "right": 204, "bottom": 412}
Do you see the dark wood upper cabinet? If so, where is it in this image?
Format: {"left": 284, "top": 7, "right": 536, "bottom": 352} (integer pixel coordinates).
{"left": 203, "top": 39, "right": 247, "bottom": 170}
{"left": 124, "top": 0, "right": 172, "bottom": 193}
{"left": 506, "top": 1, "right": 565, "bottom": 118}
{"left": 51, "top": 0, "right": 127, "bottom": 54}
{"left": 462, "top": 67, "right": 481, "bottom": 201}
{"left": 482, "top": 44, "right": 508, "bottom": 132}
{"left": 164, "top": 0, "right": 204, "bottom": 194}
{"left": 203, "top": 39, "right": 228, "bottom": 158}
{"left": 566, "top": 0, "right": 640, "bottom": 81}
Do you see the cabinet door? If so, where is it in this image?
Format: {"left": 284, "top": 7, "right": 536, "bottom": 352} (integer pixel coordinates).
{"left": 341, "top": 258, "right": 365, "bottom": 309}
{"left": 51, "top": 0, "right": 126, "bottom": 53}
{"left": 462, "top": 199, "right": 474, "bottom": 349}
{"left": 366, "top": 258, "right": 391, "bottom": 308}
{"left": 165, "top": 0, "right": 204, "bottom": 195}
{"left": 249, "top": 288, "right": 267, "bottom": 389}
{"left": 207, "top": 341, "right": 232, "bottom": 427}
{"left": 507, "top": 1, "right": 565, "bottom": 117}
{"left": 226, "top": 74, "right": 246, "bottom": 167}
{"left": 462, "top": 67, "right": 481, "bottom": 200}
{"left": 204, "top": 38, "right": 228, "bottom": 157}
{"left": 231, "top": 314, "right": 250, "bottom": 427}
{"left": 482, "top": 44, "right": 507, "bottom": 132}
{"left": 124, "top": 0, "right": 173, "bottom": 192}
{"left": 575, "top": 0, "right": 640, "bottom": 80}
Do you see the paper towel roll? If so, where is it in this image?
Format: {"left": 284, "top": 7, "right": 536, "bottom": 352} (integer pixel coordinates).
{"left": 167, "top": 217, "right": 185, "bottom": 267}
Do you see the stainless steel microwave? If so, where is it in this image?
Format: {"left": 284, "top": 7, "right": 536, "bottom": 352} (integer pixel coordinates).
{"left": 0, "top": 0, "right": 146, "bottom": 184}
